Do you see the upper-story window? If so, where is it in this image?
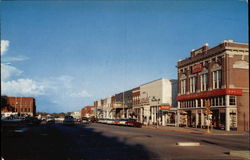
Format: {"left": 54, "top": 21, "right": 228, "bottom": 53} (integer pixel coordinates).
{"left": 213, "top": 70, "right": 222, "bottom": 89}
{"left": 189, "top": 77, "right": 196, "bottom": 93}
{"left": 200, "top": 73, "right": 208, "bottom": 91}
{"left": 180, "top": 79, "right": 186, "bottom": 94}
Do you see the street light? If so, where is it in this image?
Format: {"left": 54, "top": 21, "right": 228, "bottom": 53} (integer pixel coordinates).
{"left": 151, "top": 96, "right": 160, "bottom": 128}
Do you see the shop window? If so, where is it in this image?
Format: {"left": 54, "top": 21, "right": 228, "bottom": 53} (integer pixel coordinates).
{"left": 219, "top": 97, "right": 223, "bottom": 106}
{"left": 223, "top": 96, "right": 225, "bottom": 105}
{"left": 210, "top": 98, "right": 213, "bottom": 106}
{"left": 229, "top": 96, "right": 236, "bottom": 105}
{"left": 214, "top": 97, "right": 218, "bottom": 106}
{"left": 198, "top": 99, "right": 201, "bottom": 107}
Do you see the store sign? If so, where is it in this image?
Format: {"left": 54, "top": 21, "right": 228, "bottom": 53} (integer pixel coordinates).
{"left": 177, "top": 88, "right": 242, "bottom": 101}
{"left": 192, "top": 64, "right": 202, "bottom": 73}
{"left": 160, "top": 105, "right": 170, "bottom": 110}
{"left": 140, "top": 98, "right": 150, "bottom": 106}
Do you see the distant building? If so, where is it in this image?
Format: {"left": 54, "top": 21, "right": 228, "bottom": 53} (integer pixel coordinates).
{"left": 176, "top": 40, "right": 249, "bottom": 131}
{"left": 132, "top": 87, "right": 141, "bottom": 121}
{"left": 70, "top": 111, "right": 81, "bottom": 119}
{"left": 81, "top": 106, "right": 95, "bottom": 118}
{"left": 1, "top": 96, "right": 36, "bottom": 116}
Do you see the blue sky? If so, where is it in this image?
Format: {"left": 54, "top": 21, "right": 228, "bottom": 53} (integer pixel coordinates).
{"left": 1, "top": 0, "right": 248, "bottom": 113}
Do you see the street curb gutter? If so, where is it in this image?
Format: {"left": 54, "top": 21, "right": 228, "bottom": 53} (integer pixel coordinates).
{"left": 142, "top": 126, "right": 194, "bottom": 133}
{"left": 142, "top": 126, "right": 247, "bottom": 136}
{"left": 230, "top": 150, "right": 250, "bottom": 159}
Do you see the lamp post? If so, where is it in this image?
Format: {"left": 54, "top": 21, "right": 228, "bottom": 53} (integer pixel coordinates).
{"left": 151, "top": 96, "right": 160, "bottom": 128}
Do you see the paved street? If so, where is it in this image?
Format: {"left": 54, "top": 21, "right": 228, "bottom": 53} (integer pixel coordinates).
{"left": 1, "top": 123, "right": 249, "bottom": 160}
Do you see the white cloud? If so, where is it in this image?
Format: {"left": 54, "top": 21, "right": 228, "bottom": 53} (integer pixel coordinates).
{"left": 1, "top": 63, "right": 23, "bottom": 81}
{"left": 3, "top": 55, "right": 29, "bottom": 62}
{"left": 0, "top": 40, "right": 89, "bottom": 111}
{"left": 1, "top": 40, "right": 10, "bottom": 56}
{"left": 70, "top": 90, "right": 92, "bottom": 98}
{"left": 1, "top": 79, "right": 45, "bottom": 96}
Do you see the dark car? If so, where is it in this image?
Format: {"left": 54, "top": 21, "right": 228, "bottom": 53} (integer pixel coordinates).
{"left": 125, "top": 119, "right": 142, "bottom": 128}
{"left": 23, "top": 116, "right": 41, "bottom": 125}
{"left": 63, "top": 116, "right": 75, "bottom": 125}
{"left": 80, "top": 117, "right": 90, "bottom": 124}
{"left": 1, "top": 118, "right": 28, "bottom": 136}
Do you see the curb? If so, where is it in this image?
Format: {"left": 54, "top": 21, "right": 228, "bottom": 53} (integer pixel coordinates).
{"left": 142, "top": 126, "right": 247, "bottom": 136}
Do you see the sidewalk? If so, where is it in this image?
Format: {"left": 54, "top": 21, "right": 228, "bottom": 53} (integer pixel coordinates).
{"left": 142, "top": 125, "right": 249, "bottom": 135}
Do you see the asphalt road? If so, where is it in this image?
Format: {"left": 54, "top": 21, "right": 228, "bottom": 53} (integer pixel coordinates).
{"left": 1, "top": 123, "right": 249, "bottom": 160}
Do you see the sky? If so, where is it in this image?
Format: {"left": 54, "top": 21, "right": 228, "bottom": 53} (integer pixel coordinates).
{"left": 1, "top": 0, "right": 248, "bottom": 113}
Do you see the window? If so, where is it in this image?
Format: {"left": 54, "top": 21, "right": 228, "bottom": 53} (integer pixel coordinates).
{"left": 229, "top": 96, "right": 236, "bottom": 105}
{"left": 198, "top": 99, "right": 201, "bottom": 107}
{"left": 181, "top": 79, "right": 186, "bottom": 94}
{"left": 219, "top": 96, "right": 223, "bottom": 106}
{"left": 200, "top": 73, "right": 208, "bottom": 91}
{"left": 189, "top": 77, "right": 196, "bottom": 93}
{"left": 213, "top": 70, "right": 222, "bottom": 89}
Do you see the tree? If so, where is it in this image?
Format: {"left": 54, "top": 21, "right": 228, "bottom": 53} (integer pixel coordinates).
{"left": 1, "top": 95, "right": 8, "bottom": 109}
{"left": 1, "top": 95, "right": 15, "bottom": 112}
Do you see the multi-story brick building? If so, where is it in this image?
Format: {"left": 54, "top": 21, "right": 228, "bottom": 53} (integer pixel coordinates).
{"left": 81, "top": 106, "right": 95, "bottom": 118}
{"left": 1, "top": 96, "right": 36, "bottom": 116}
{"left": 176, "top": 40, "right": 249, "bottom": 131}
{"left": 132, "top": 87, "right": 141, "bottom": 121}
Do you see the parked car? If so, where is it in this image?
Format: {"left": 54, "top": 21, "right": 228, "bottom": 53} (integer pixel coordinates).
{"left": 98, "top": 118, "right": 107, "bottom": 124}
{"left": 106, "top": 119, "right": 115, "bottom": 125}
{"left": 63, "top": 116, "right": 75, "bottom": 125}
{"left": 23, "top": 116, "right": 41, "bottom": 126}
{"left": 118, "top": 119, "right": 130, "bottom": 126}
{"left": 46, "top": 118, "right": 55, "bottom": 124}
{"left": 114, "top": 119, "right": 122, "bottom": 125}
{"left": 80, "top": 117, "right": 89, "bottom": 124}
{"left": 1, "top": 118, "right": 28, "bottom": 136}
{"left": 125, "top": 119, "right": 142, "bottom": 128}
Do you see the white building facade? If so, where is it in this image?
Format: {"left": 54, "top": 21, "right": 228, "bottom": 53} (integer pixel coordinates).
{"left": 140, "top": 78, "right": 178, "bottom": 126}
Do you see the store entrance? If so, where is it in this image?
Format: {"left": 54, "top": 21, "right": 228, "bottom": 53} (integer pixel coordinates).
{"left": 212, "top": 109, "right": 220, "bottom": 129}
{"left": 187, "top": 111, "right": 192, "bottom": 127}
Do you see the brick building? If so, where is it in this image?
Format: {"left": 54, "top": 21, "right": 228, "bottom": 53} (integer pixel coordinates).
{"left": 132, "top": 87, "right": 141, "bottom": 121}
{"left": 176, "top": 40, "right": 249, "bottom": 131}
{"left": 1, "top": 96, "right": 36, "bottom": 116}
{"left": 81, "top": 106, "right": 95, "bottom": 118}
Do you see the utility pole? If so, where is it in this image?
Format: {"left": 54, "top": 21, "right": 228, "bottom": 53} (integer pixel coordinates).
{"left": 152, "top": 96, "right": 160, "bottom": 128}
{"left": 123, "top": 91, "right": 125, "bottom": 119}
